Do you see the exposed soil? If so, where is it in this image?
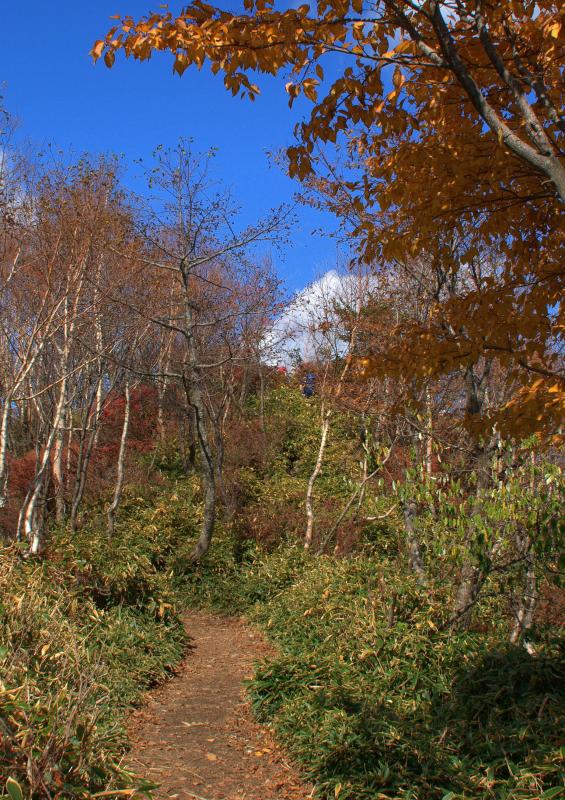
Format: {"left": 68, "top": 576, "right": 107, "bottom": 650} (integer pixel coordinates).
{"left": 126, "top": 611, "right": 313, "bottom": 800}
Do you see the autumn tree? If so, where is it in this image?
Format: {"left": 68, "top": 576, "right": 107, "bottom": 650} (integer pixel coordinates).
{"left": 95, "top": 0, "right": 564, "bottom": 435}
{"left": 119, "top": 142, "right": 285, "bottom": 561}
{"left": 10, "top": 160, "right": 140, "bottom": 551}
{"left": 0, "top": 146, "right": 160, "bottom": 550}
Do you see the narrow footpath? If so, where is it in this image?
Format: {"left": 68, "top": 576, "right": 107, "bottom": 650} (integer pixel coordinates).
{"left": 126, "top": 612, "right": 312, "bottom": 800}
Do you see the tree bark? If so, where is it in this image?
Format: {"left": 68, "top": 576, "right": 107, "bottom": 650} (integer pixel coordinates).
{"left": 451, "top": 363, "right": 494, "bottom": 629}
{"left": 509, "top": 557, "right": 537, "bottom": 647}
{"left": 304, "top": 325, "right": 358, "bottom": 549}
{"left": 258, "top": 364, "right": 266, "bottom": 433}
{"left": 69, "top": 397, "right": 98, "bottom": 532}
{"left": 453, "top": 560, "right": 482, "bottom": 630}
{"left": 26, "top": 376, "right": 68, "bottom": 555}
{"left": 305, "top": 407, "right": 331, "bottom": 550}
{"left": 107, "top": 381, "right": 131, "bottom": 537}
{"left": 52, "top": 388, "right": 67, "bottom": 525}
{"left": 510, "top": 526, "right": 538, "bottom": 648}
{"left": 69, "top": 369, "right": 110, "bottom": 532}
{"left": 181, "top": 283, "right": 217, "bottom": 563}
{"left": 0, "top": 399, "right": 11, "bottom": 509}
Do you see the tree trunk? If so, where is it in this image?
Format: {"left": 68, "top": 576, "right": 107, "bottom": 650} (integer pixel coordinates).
{"left": 510, "top": 526, "right": 538, "bottom": 648}
{"left": 181, "top": 292, "right": 217, "bottom": 563}
{"left": 452, "top": 363, "right": 492, "bottom": 629}
{"left": 179, "top": 410, "right": 197, "bottom": 473}
{"left": 26, "top": 379, "right": 67, "bottom": 555}
{"left": 69, "top": 411, "right": 96, "bottom": 532}
{"left": 107, "top": 382, "right": 131, "bottom": 537}
{"left": 238, "top": 364, "right": 250, "bottom": 409}
{"left": 453, "top": 560, "right": 482, "bottom": 630}
{"left": 510, "top": 557, "right": 537, "bottom": 647}
{"left": 157, "top": 336, "right": 172, "bottom": 445}
{"left": 65, "top": 406, "right": 73, "bottom": 490}
{"left": 305, "top": 407, "right": 331, "bottom": 550}
{"left": 452, "top": 449, "right": 490, "bottom": 630}
{"left": 304, "top": 326, "right": 358, "bottom": 550}
{"left": 52, "top": 391, "right": 66, "bottom": 524}
{"left": 186, "top": 377, "right": 216, "bottom": 562}
{"left": 157, "top": 381, "right": 166, "bottom": 445}
{"left": 69, "top": 372, "right": 108, "bottom": 532}
{"left": 0, "top": 398, "right": 11, "bottom": 509}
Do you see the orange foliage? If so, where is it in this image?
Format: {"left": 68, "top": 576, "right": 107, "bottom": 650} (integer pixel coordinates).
{"left": 95, "top": 1, "right": 564, "bottom": 438}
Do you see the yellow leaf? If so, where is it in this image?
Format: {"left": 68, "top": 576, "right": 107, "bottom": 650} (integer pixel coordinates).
{"left": 91, "top": 40, "right": 105, "bottom": 60}
{"left": 392, "top": 65, "right": 404, "bottom": 90}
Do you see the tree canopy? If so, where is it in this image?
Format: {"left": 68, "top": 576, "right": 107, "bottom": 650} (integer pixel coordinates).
{"left": 94, "top": 1, "right": 564, "bottom": 438}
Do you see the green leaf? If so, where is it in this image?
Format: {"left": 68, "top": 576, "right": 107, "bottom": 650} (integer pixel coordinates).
{"left": 6, "top": 778, "right": 24, "bottom": 800}
{"left": 540, "top": 788, "right": 565, "bottom": 799}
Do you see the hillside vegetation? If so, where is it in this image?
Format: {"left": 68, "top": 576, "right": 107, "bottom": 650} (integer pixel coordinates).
{"left": 1, "top": 7, "right": 564, "bottom": 790}
{"left": 1, "top": 387, "right": 562, "bottom": 799}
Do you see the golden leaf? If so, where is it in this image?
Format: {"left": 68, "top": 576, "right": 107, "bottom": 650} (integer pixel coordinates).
{"left": 91, "top": 40, "right": 105, "bottom": 60}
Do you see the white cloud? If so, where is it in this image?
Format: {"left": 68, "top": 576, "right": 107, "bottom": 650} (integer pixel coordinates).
{"left": 263, "top": 269, "right": 376, "bottom": 366}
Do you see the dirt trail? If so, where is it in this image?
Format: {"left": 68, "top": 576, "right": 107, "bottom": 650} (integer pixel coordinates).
{"left": 126, "top": 611, "right": 312, "bottom": 800}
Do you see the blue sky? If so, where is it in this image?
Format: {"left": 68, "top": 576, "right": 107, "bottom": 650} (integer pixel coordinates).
{"left": 0, "top": 1, "right": 344, "bottom": 293}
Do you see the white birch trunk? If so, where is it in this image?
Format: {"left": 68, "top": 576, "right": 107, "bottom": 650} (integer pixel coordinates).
{"left": 0, "top": 398, "right": 12, "bottom": 509}
{"left": 92, "top": 271, "right": 105, "bottom": 453}
{"left": 26, "top": 376, "right": 68, "bottom": 554}
{"left": 304, "top": 407, "right": 331, "bottom": 550}
{"left": 52, "top": 387, "right": 66, "bottom": 524}
{"left": 509, "top": 558, "right": 537, "bottom": 647}
{"left": 106, "top": 381, "right": 131, "bottom": 537}
{"left": 26, "top": 273, "right": 84, "bottom": 552}
{"left": 303, "top": 326, "right": 358, "bottom": 550}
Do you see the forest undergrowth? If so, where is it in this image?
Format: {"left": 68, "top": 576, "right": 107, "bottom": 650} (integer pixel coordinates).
{"left": 0, "top": 483, "right": 199, "bottom": 799}
{"left": 1, "top": 387, "right": 563, "bottom": 800}
{"left": 185, "top": 536, "right": 564, "bottom": 800}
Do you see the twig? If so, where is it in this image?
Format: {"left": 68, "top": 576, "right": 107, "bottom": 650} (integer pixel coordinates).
{"left": 185, "top": 792, "right": 215, "bottom": 800}
{"left": 365, "top": 505, "right": 398, "bottom": 521}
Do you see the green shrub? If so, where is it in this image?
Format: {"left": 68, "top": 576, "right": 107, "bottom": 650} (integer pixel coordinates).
{"left": 0, "top": 479, "right": 199, "bottom": 798}
{"left": 180, "top": 533, "right": 564, "bottom": 800}
{"left": 249, "top": 559, "right": 564, "bottom": 799}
